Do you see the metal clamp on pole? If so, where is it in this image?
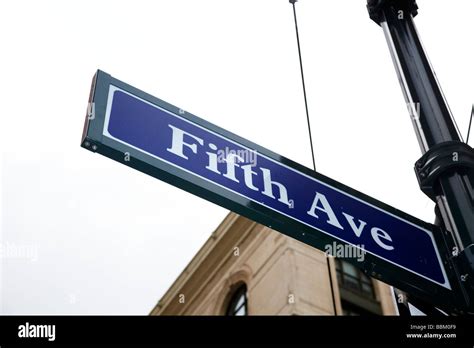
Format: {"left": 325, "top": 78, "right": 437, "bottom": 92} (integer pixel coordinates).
{"left": 414, "top": 141, "right": 474, "bottom": 201}
{"left": 367, "top": 0, "right": 418, "bottom": 25}
{"left": 416, "top": 142, "right": 474, "bottom": 312}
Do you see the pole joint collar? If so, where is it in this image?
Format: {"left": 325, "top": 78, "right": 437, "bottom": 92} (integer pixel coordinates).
{"left": 414, "top": 141, "right": 474, "bottom": 201}
{"left": 367, "top": 0, "right": 418, "bottom": 25}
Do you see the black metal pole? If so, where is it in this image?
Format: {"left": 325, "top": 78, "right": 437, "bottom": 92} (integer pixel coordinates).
{"left": 367, "top": 0, "right": 474, "bottom": 313}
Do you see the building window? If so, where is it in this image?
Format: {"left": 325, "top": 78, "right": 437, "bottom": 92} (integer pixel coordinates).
{"left": 335, "top": 259, "right": 375, "bottom": 299}
{"left": 340, "top": 300, "right": 375, "bottom": 316}
{"left": 226, "top": 284, "right": 247, "bottom": 316}
{"left": 335, "top": 259, "right": 383, "bottom": 315}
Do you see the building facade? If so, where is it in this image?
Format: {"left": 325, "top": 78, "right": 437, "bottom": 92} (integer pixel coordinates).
{"left": 150, "top": 213, "right": 397, "bottom": 315}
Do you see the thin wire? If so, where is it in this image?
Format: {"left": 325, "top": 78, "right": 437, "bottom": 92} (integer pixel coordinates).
{"left": 290, "top": 0, "right": 338, "bottom": 316}
{"left": 466, "top": 104, "right": 473, "bottom": 144}
{"left": 291, "top": 2, "right": 317, "bottom": 172}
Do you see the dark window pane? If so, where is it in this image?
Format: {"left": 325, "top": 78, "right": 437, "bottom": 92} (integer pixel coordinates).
{"left": 341, "top": 300, "right": 375, "bottom": 316}
{"left": 362, "top": 283, "right": 374, "bottom": 296}
{"left": 336, "top": 260, "right": 376, "bottom": 300}
{"left": 344, "top": 277, "right": 360, "bottom": 291}
{"left": 360, "top": 273, "right": 371, "bottom": 283}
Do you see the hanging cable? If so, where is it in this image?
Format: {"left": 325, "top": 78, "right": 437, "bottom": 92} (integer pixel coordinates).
{"left": 289, "top": 0, "right": 338, "bottom": 316}
{"left": 466, "top": 104, "right": 473, "bottom": 144}
{"left": 290, "top": 0, "right": 317, "bottom": 171}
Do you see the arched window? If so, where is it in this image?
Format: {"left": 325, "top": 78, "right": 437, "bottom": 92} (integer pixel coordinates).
{"left": 226, "top": 284, "right": 247, "bottom": 316}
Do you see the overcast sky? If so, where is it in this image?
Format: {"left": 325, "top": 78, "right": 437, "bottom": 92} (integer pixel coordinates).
{"left": 1, "top": 0, "right": 473, "bottom": 314}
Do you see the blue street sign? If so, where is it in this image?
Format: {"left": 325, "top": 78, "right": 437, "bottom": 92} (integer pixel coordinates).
{"left": 82, "top": 70, "right": 455, "bottom": 307}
